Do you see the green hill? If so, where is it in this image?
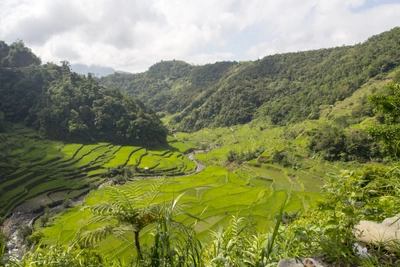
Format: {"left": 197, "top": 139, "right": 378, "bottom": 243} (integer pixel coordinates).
{"left": 0, "top": 41, "right": 167, "bottom": 147}
{"left": 100, "top": 27, "right": 400, "bottom": 131}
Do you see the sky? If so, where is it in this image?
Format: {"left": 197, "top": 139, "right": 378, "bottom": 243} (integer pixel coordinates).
{"left": 1, "top": 0, "right": 399, "bottom": 73}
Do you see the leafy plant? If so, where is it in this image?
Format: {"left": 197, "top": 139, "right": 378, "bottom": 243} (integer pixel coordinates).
{"left": 78, "top": 179, "right": 164, "bottom": 261}
{"left": 62, "top": 199, "right": 73, "bottom": 209}
{"left": 206, "top": 196, "right": 287, "bottom": 266}
{"left": 17, "top": 225, "right": 33, "bottom": 245}
{"left": 18, "top": 244, "right": 105, "bottom": 267}
{"left": 145, "top": 193, "right": 204, "bottom": 266}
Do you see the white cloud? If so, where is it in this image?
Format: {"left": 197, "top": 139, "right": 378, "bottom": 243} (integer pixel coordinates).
{"left": 0, "top": 0, "right": 399, "bottom": 72}
{"left": 246, "top": 0, "right": 400, "bottom": 59}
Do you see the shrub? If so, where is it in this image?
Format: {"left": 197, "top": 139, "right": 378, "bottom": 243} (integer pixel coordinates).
{"left": 39, "top": 213, "right": 50, "bottom": 227}
{"left": 62, "top": 198, "right": 73, "bottom": 208}
{"left": 309, "top": 125, "right": 382, "bottom": 162}
{"left": 16, "top": 225, "right": 33, "bottom": 245}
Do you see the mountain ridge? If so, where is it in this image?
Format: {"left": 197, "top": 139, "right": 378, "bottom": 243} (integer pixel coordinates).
{"left": 100, "top": 27, "right": 400, "bottom": 131}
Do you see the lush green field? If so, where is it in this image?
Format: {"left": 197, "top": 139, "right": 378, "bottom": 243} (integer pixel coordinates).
{"left": 40, "top": 165, "right": 324, "bottom": 260}
{"left": 37, "top": 119, "right": 351, "bottom": 261}
{"left": 0, "top": 125, "right": 197, "bottom": 217}
{"left": 2, "top": 119, "right": 358, "bottom": 261}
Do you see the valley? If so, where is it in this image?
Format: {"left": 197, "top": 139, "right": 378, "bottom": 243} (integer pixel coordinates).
{"left": 1, "top": 28, "right": 400, "bottom": 266}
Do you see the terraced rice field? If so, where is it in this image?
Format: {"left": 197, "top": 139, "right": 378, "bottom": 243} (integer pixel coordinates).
{"left": 0, "top": 125, "right": 197, "bottom": 217}
{"left": 10, "top": 121, "right": 345, "bottom": 261}
{"left": 40, "top": 165, "right": 324, "bottom": 261}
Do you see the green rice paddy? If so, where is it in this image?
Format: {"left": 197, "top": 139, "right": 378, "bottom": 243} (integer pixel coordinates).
{"left": 0, "top": 125, "right": 197, "bottom": 217}
{"left": 3, "top": 120, "right": 350, "bottom": 261}
{"left": 39, "top": 164, "right": 324, "bottom": 260}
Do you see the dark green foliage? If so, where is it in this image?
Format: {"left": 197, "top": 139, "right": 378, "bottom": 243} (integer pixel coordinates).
{"left": 0, "top": 111, "right": 6, "bottom": 133}
{"left": 309, "top": 125, "right": 381, "bottom": 161}
{"left": 0, "top": 42, "right": 167, "bottom": 146}
{"left": 318, "top": 165, "right": 400, "bottom": 263}
{"left": 0, "top": 40, "right": 41, "bottom": 68}
{"left": 100, "top": 28, "right": 400, "bottom": 131}
{"left": 279, "top": 210, "right": 301, "bottom": 225}
{"left": 226, "top": 147, "right": 264, "bottom": 164}
{"left": 268, "top": 149, "right": 297, "bottom": 167}
{"left": 350, "top": 95, "right": 374, "bottom": 119}
{"left": 368, "top": 82, "right": 400, "bottom": 156}
{"left": 17, "top": 225, "right": 33, "bottom": 245}
{"left": 101, "top": 165, "right": 133, "bottom": 178}
{"left": 308, "top": 125, "right": 346, "bottom": 161}
{"left": 29, "top": 231, "right": 44, "bottom": 245}
{"left": 280, "top": 165, "right": 400, "bottom": 266}
{"left": 39, "top": 213, "right": 50, "bottom": 227}
{"left": 63, "top": 199, "right": 73, "bottom": 208}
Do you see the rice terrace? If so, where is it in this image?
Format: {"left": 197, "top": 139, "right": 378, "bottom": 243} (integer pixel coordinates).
{"left": 0, "top": 124, "right": 197, "bottom": 217}
{"left": 2, "top": 120, "right": 332, "bottom": 261}
{"left": 2, "top": 26, "right": 400, "bottom": 266}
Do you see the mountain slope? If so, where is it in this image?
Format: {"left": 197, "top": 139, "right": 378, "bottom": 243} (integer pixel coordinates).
{"left": 100, "top": 27, "right": 400, "bottom": 131}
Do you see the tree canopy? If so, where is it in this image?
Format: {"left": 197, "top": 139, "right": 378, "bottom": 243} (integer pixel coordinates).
{"left": 0, "top": 41, "right": 167, "bottom": 146}
{"left": 368, "top": 82, "right": 400, "bottom": 157}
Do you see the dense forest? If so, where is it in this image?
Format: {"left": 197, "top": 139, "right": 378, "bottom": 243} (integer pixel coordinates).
{"left": 100, "top": 27, "right": 400, "bottom": 131}
{"left": 0, "top": 41, "right": 167, "bottom": 146}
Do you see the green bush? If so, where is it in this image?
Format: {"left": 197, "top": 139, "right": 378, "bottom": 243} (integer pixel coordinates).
{"left": 62, "top": 198, "right": 73, "bottom": 208}
{"left": 17, "top": 225, "right": 33, "bottom": 245}
{"left": 309, "top": 125, "right": 382, "bottom": 162}
{"left": 226, "top": 147, "right": 264, "bottom": 164}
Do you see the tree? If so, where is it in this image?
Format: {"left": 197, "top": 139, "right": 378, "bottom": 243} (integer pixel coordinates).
{"left": 308, "top": 125, "right": 346, "bottom": 161}
{"left": 0, "top": 41, "right": 10, "bottom": 67}
{"left": 78, "top": 180, "right": 164, "bottom": 261}
{"left": 368, "top": 82, "right": 400, "bottom": 156}
{"left": 2, "top": 40, "right": 41, "bottom": 68}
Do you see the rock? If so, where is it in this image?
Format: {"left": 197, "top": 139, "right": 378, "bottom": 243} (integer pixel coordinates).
{"left": 355, "top": 216, "right": 400, "bottom": 250}
{"left": 381, "top": 216, "right": 400, "bottom": 228}
{"left": 278, "top": 257, "right": 326, "bottom": 267}
{"left": 353, "top": 242, "right": 369, "bottom": 258}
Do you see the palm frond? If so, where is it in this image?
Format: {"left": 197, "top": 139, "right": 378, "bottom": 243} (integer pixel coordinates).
{"left": 231, "top": 216, "right": 245, "bottom": 238}
{"left": 111, "top": 224, "right": 139, "bottom": 240}
{"left": 108, "top": 186, "right": 138, "bottom": 211}
{"left": 88, "top": 202, "right": 119, "bottom": 215}
{"left": 78, "top": 224, "right": 114, "bottom": 247}
{"left": 86, "top": 214, "right": 116, "bottom": 225}
{"left": 140, "top": 178, "right": 164, "bottom": 207}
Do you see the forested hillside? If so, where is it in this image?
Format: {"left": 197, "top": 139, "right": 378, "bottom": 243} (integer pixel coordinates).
{"left": 100, "top": 27, "right": 400, "bottom": 131}
{"left": 2, "top": 27, "right": 400, "bottom": 267}
{"left": 0, "top": 41, "right": 167, "bottom": 146}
